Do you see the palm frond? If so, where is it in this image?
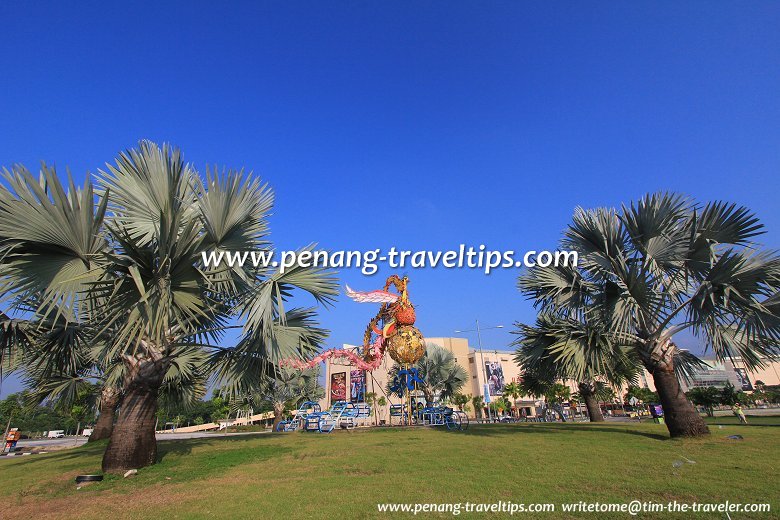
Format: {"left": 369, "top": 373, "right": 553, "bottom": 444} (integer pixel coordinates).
{"left": 97, "top": 141, "right": 197, "bottom": 244}
{"left": 0, "top": 164, "right": 108, "bottom": 315}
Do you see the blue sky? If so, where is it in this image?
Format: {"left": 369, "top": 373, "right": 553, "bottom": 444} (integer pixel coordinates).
{"left": 1, "top": 2, "right": 779, "bottom": 397}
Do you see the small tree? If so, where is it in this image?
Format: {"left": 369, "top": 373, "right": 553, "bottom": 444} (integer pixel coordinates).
{"left": 376, "top": 396, "right": 387, "bottom": 423}
{"left": 471, "top": 395, "right": 484, "bottom": 419}
{"left": 545, "top": 384, "right": 571, "bottom": 421}
{"left": 520, "top": 373, "right": 571, "bottom": 422}
{"left": 686, "top": 387, "right": 721, "bottom": 417}
{"left": 736, "top": 391, "right": 754, "bottom": 406}
{"left": 364, "top": 392, "right": 378, "bottom": 425}
{"left": 56, "top": 383, "right": 96, "bottom": 432}
{"left": 502, "top": 383, "right": 522, "bottom": 417}
{"left": 210, "top": 395, "right": 231, "bottom": 425}
{"left": 763, "top": 386, "right": 780, "bottom": 404}
{"left": 236, "top": 367, "right": 322, "bottom": 431}
{"left": 625, "top": 385, "right": 659, "bottom": 404}
{"left": 720, "top": 382, "right": 739, "bottom": 406}
{"left": 387, "top": 344, "right": 468, "bottom": 406}
{"left": 489, "top": 396, "right": 512, "bottom": 416}
{"left": 452, "top": 393, "right": 470, "bottom": 412}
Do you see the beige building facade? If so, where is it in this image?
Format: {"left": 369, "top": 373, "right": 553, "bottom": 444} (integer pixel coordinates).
{"left": 320, "top": 337, "right": 780, "bottom": 423}
{"left": 322, "top": 337, "right": 541, "bottom": 423}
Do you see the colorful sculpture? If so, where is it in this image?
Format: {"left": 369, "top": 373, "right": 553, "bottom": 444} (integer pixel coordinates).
{"left": 283, "top": 276, "right": 468, "bottom": 431}
{"left": 283, "top": 275, "right": 425, "bottom": 371}
{"left": 283, "top": 275, "right": 428, "bottom": 427}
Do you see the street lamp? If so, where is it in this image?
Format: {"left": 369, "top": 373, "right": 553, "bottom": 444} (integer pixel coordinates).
{"left": 455, "top": 321, "right": 504, "bottom": 424}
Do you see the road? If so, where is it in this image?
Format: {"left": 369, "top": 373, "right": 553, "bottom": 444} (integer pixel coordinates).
{"left": 10, "top": 408, "right": 779, "bottom": 451}
{"left": 13, "top": 436, "right": 89, "bottom": 450}
{"left": 11, "top": 430, "right": 271, "bottom": 451}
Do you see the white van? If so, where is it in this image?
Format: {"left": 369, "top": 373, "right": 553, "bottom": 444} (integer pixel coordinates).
{"left": 81, "top": 428, "right": 93, "bottom": 437}
{"left": 47, "top": 430, "right": 65, "bottom": 438}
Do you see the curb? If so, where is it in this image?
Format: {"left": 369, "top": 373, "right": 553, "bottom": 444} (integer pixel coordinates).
{"left": 0, "top": 451, "right": 48, "bottom": 458}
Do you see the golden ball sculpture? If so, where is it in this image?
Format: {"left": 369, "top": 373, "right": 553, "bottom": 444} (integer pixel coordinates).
{"left": 386, "top": 325, "right": 426, "bottom": 364}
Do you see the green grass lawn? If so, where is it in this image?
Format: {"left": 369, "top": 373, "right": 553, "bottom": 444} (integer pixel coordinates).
{"left": 2, "top": 420, "right": 777, "bottom": 519}
{"left": 705, "top": 414, "right": 780, "bottom": 426}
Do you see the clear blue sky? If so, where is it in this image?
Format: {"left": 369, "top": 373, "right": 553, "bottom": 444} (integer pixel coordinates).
{"left": 2, "top": 2, "right": 779, "bottom": 397}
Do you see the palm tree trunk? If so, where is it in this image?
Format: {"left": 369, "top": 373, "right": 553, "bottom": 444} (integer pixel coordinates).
{"left": 272, "top": 403, "right": 284, "bottom": 430}
{"left": 648, "top": 365, "right": 709, "bottom": 437}
{"left": 583, "top": 393, "right": 604, "bottom": 422}
{"left": 90, "top": 386, "right": 119, "bottom": 442}
{"left": 102, "top": 354, "right": 167, "bottom": 473}
{"left": 578, "top": 382, "right": 604, "bottom": 422}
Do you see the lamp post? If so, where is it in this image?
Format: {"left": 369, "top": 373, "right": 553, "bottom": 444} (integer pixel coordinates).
{"left": 455, "top": 321, "right": 504, "bottom": 424}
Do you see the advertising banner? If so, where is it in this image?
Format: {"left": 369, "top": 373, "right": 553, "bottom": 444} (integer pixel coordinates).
{"left": 331, "top": 372, "right": 347, "bottom": 402}
{"left": 485, "top": 361, "right": 506, "bottom": 396}
{"left": 350, "top": 369, "right": 366, "bottom": 403}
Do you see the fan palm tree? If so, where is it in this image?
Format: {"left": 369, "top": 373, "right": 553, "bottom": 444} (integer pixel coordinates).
{"left": 233, "top": 366, "right": 322, "bottom": 430}
{"left": 573, "top": 383, "right": 619, "bottom": 419}
{"left": 8, "top": 304, "right": 123, "bottom": 441}
{"left": 387, "top": 344, "right": 468, "bottom": 406}
{"left": 0, "top": 142, "right": 337, "bottom": 471}
{"left": 21, "top": 335, "right": 209, "bottom": 442}
{"left": 22, "top": 367, "right": 118, "bottom": 441}
{"left": 517, "top": 193, "right": 780, "bottom": 437}
{"left": 1, "top": 300, "right": 121, "bottom": 440}
{"left": 514, "top": 315, "right": 645, "bottom": 422}
{"left": 518, "top": 370, "right": 571, "bottom": 422}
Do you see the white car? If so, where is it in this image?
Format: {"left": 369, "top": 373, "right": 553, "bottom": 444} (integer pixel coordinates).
{"left": 47, "top": 430, "right": 65, "bottom": 438}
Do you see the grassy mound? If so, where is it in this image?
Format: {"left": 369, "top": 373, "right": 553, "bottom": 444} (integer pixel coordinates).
{"left": 2, "top": 420, "right": 777, "bottom": 519}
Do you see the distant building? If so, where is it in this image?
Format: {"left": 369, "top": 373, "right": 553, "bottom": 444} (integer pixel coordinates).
{"left": 320, "top": 337, "right": 780, "bottom": 423}
{"left": 680, "top": 357, "right": 780, "bottom": 392}
{"left": 322, "top": 337, "right": 545, "bottom": 422}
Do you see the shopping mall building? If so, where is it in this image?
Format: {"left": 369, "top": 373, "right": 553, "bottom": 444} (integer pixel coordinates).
{"left": 321, "top": 337, "right": 531, "bottom": 423}
{"left": 320, "top": 337, "right": 780, "bottom": 423}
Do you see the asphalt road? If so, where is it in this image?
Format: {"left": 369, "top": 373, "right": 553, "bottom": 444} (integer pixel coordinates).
{"left": 14, "top": 436, "right": 89, "bottom": 450}
{"left": 11, "top": 430, "right": 271, "bottom": 450}
{"left": 9, "top": 408, "right": 779, "bottom": 450}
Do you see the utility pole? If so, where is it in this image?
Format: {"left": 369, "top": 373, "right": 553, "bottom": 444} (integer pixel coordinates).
{"left": 455, "top": 321, "right": 504, "bottom": 424}
{"left": 476, "top": 320, "right": 492, "bottom": 423}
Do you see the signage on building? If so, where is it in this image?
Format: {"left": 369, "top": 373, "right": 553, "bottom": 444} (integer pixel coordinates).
{"left": 484, "top": 361, "right": 506, "bottom": 395}
{"left": 330, "top": 372, "right": 347, "bottom": 402}
{"left": 350, "top": 369, "right": 366, "bottom": 403}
